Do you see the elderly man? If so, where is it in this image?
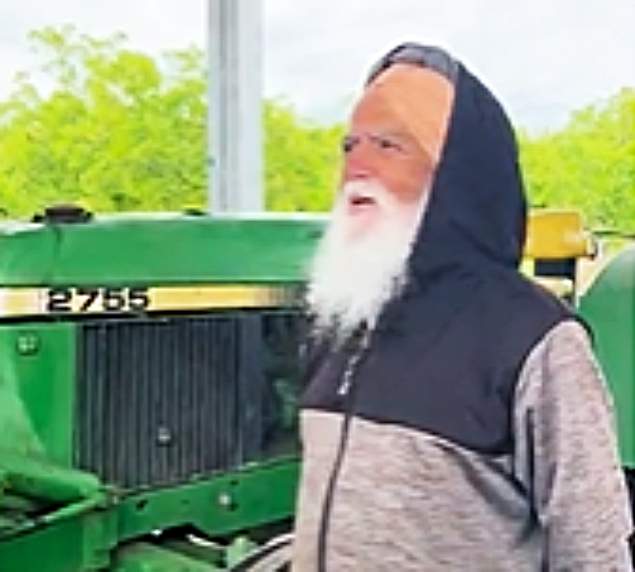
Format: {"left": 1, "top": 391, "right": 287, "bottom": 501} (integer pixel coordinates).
{"left": 292, "top": 44, "right": 633, "bottom": 571}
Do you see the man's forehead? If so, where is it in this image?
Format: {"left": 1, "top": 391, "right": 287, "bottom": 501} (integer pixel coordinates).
{"left": 349, "top": 91, "right": 412, "bottom": 137}
{"left": 346, "top": 90, "right": 423, "bottom": 152}
{"left": 350, "top": 88, "right": 397, "bottom": 124}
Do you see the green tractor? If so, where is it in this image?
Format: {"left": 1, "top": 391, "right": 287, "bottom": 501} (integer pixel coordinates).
{"left": 580, "top": 244, "right": 635, "bottom": 512}
{"left": 0, "top": 206, "right": 319, "bottom": 571}
{"left": 0, "top": 205, "right": 632, "bottom": 571}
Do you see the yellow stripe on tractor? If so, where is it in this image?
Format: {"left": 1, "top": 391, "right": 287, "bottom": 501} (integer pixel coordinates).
{"left": 0, "top": 288, "right": 43, "bottom": 318}
{"left": 0, "top": 285, "right": 297, "bottom": 318}
{"left": 149, "top": 285, "right": 291, "bottom": 311}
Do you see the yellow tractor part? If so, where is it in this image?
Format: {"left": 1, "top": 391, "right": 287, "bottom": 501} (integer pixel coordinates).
{"left": 523, "top": 210, "right": 596, "bottom": 299}
{"left": 524, "top": 209, "right": 596, "bottom": 260}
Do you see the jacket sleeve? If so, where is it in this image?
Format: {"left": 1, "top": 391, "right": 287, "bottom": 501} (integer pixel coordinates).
{"left": 513, "top": 319, "right": 633, "bottom": 571}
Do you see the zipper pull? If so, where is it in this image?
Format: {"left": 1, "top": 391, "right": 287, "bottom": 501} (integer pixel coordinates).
{"left": 338, "top": 358, "right": 356, "bottom": 395}
{"left": 337, "top": 374, "right": 352, "bottom": 396}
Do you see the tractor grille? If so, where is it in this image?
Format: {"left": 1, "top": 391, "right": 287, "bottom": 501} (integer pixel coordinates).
{"left": 75, "top": 311, "right": 304, "bottom": 489}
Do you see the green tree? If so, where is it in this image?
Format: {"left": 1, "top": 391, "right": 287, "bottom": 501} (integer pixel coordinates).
{"left": 519, "top": 88, "right": 635, "bottom": 233}
{"left": 0, "top": 26, "right": 208, "bottom": 215}
{"left": 0, "top": 26, "right": 342, "bottom": 218}
{"left": 264, "top": 101, "right": 342, "bottom": 211}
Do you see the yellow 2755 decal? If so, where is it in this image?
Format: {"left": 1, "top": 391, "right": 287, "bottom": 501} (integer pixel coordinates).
{"left": 0, "top": 285, "right": 295, "bottom": 318}
{"left": 47, "top": 286, "right": 150, "bottom": 313}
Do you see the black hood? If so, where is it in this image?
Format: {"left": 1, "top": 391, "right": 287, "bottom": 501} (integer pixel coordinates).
{"left": 364, "top": 45, "right": 534, "bottom": 346}
{"left": 414, "top": 62, "right": 527, "bottom": 275}
{"left": 366, "top": 43, "right": 527, "bottom": 278}
{"left": 362, "top": 45, "right": 571, "bottom": 389}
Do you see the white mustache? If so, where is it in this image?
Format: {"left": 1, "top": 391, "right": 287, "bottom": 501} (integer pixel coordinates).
{"left": 340, "top": 179, "right": 389, "bottom": 207}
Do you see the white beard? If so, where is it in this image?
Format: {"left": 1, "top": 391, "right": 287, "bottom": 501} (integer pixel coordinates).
{"left": 307, "top": 179, "right": 427, "bottom": 340}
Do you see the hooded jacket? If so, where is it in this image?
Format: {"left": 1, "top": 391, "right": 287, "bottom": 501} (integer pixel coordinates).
{"left": 292, "top": 45, "right": 633, "bottom": 571}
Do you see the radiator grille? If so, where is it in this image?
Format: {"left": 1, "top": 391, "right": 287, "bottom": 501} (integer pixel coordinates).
{"left": 75, "top": 311, "right": 303, "bottom": 489}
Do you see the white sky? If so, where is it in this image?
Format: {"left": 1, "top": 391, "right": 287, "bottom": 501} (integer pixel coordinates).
{"left": 0, "top": 0, "right": 633, "bottom": 132}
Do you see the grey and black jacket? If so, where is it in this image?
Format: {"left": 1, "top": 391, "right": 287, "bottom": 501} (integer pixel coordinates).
{"left": 292, "top": 45, "right": 633, "bottom": 571}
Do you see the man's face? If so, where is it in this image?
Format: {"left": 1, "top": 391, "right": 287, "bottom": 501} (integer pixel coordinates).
{"left": 339, "top": 90, "right": 434, "bottom": 236}
{"left": 308, "top": 64, "right": 450, "bottom": 335}
{"left": 307, "top": 89, "right": 434, "bottom": 336}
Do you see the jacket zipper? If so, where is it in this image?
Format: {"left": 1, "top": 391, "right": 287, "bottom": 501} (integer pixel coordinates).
{"left": 317, "top": 327, "right": 371, "bottom": 572}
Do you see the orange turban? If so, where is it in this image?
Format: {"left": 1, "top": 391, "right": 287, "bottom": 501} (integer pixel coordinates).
{"left": 356, "top": 63, "right": 455, "bottom": 167}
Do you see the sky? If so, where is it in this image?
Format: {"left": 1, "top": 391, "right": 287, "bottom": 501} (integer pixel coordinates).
{"left": 0, "top": 0, "right": 633, "bottom": 132}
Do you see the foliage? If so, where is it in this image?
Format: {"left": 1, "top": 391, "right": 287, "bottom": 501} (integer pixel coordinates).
{"left": 519, "top": 88, "right": 635, "bottom": 233}
{"left": 0, "top": 27, "right": 632, "bottom": 233}
{"left": 264, "top": 101, "right": 342, "bottom": 211}
{"left": 0, "top": 26, "right": 342, "bottom": 217}
{"left": 0, "top": 26, "right": 207, "bottom": 215}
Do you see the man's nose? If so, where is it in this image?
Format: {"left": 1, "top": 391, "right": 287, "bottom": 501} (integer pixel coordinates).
{"left": 344, "top": 165, "right": 372, "bottom": 183}
{"left": 343, "top": 145, "right": 375, "bottom": 182}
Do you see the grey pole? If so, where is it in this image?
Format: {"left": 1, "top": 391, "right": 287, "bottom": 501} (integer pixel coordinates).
{"left": 208, "top": 0, "right": 263, "bottom": 213}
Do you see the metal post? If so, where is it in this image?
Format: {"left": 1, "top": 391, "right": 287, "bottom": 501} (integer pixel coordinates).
{"left": 208, "top": 0, "right": 263, "bottom": 213}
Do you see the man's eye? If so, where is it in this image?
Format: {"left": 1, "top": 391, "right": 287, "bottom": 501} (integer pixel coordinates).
{"left": 377, "top": 137, "right": 401, "bottom": 151}
{"left": 342, "top": 137, "right": 356, "bottom": 153}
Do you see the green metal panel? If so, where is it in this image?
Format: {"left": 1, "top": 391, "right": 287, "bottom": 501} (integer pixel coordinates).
{"left": 580, "top": 246, "right": 635, "bottom": 467}
{"left": 112, "top": 543, "right": 221, "bottom": 572}
{"left": 0, "top": 506, "right": 117, "bottom": 572}
{"left": 117, "top": 460, "right": 299, "bottom": 542}
{"left": 0, "top": 460, "right": 297, "bottom": 571}
{"left": 0, "top": 450, "right": 101, "bottom": 504}
{"left": 0, "top": 324, "right": 76, "bottom": 465}
{"left": 0, "top": 215, "right": 324, "bottom": 286}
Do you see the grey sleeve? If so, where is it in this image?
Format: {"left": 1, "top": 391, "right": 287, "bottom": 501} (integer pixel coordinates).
{"left": 513, "top": 320, "right": 633, "bottom": 571}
